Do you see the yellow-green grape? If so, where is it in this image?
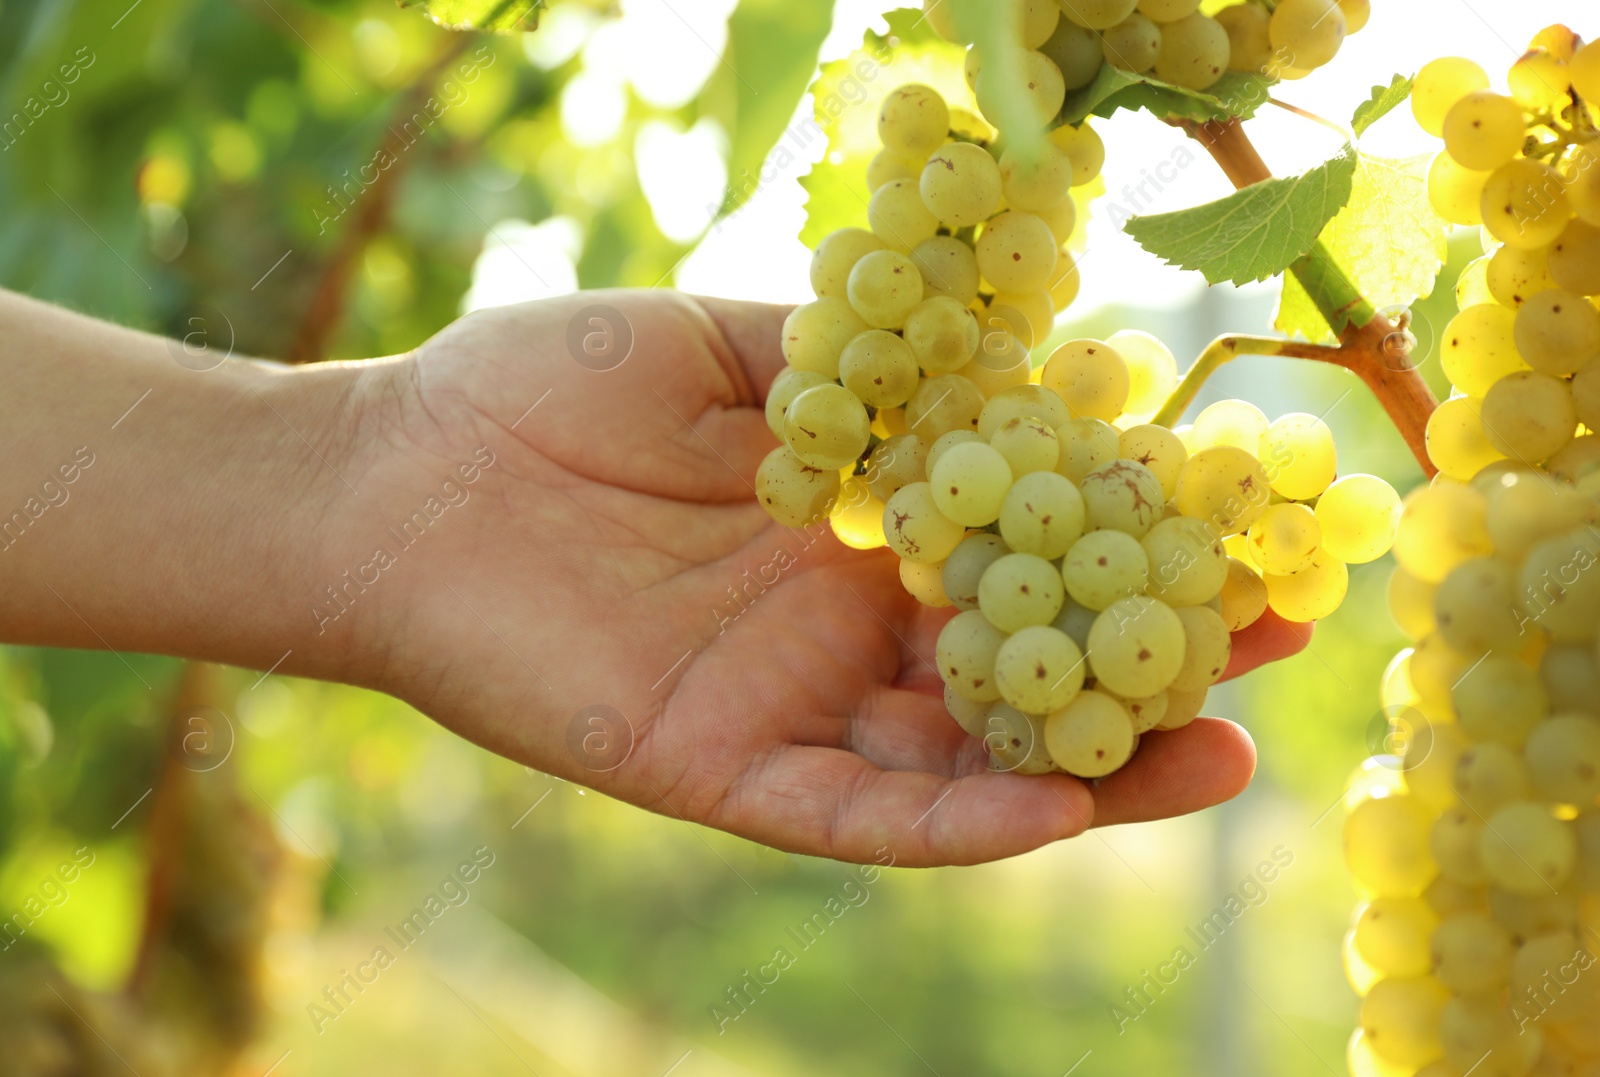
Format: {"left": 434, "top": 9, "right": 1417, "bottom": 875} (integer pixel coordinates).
{"left": 1058, "top": 0, "right": 1140, "bottom": 32}
{"left": 846, "top": 249, "right": 923, "bottom": 330}
{"left": 1038, "top": 18, "right": 1106, "bottom": 90}
{"left": 780, "top": 298, "right": 868, "bottom": 378}
{"left": 1044, "top": 690, "right": 1136, "bottom": 777}
{"left": 1435, "top": 556, "right": 1524, "bottom": 657}
{"left": 1247, "top": 503, "right": 1321, "bottom": 575}
{"left": 877, "top": 83, "right": 950, "bottom": 160}
{"left": 765, "top": 368, "right": 834, "bottom": 437}
{"left": 1101, "top": 13, "right": 1161, "bottom": 72}
{"left": 944, "top": 683, "right": 989, "bottom": 737}
{"left": 998, "top": 142, "right": 1073, "bottom": 213}
{"left": 1426, "top": 152, "right": 1490, "bottom": 226}
{"left": 1056, "top": 417, "right": 1121, "bottom": 482}
{"left": 1510, "top": 47, "right": 1573, "bottom": 112}
{"left": 1143, "top": 516, "right": 1229, "bottom": 607}
{"left": 1455, "top": 254, "right": 1494, "bottom": 308}
{"left": 869, "top": 177, "right": 939, "bottom": 253}
{"left": 1152, "top": 683, "right": 1204, "bottom": 732}
{"left": 1457, "top": 742, "right": 1534, "bottom": 818}
{"left": 1262, "top": 412, "right": 1338, "bottom": 499}
{"left": 1453, "top": 655, "right": 1547, "bottom": 746}
{"left": 1487, "top": 243, "right": 1558, "bottom": 308}
{"left": 900, "top": 557, "right": 951, "bottom": 608}
{"left": 943, "top": 533, "right": 1011, "bottom": 611}
{"left": 910, "top": 236, "right": 980, "bottom": 306}
{"left": 1532, "top": 23, "right": 1582, "bottom": 61}
{"left": 1480, "top": 370, "right": 1576, "bottom": 463}
{"left": 1345, "top": 793, "right": 1437, "bottom": 898}
{"left": 1048, "top": 256, "right": 1082, "bottom": 314}
{"left": 1354, "top": 899, "right": 1437, "bottom": 979}
{"left": 1136, "top": 0, "right": 1199, "bottom": 18}
{"left": 1169, "top": 605, "right": 1230, "bottom": 692}
{"left": 1041, "top": 339, "right": 1130, "bottom": 422}
{"left": 1079, "top": 458, "right": 1164, "bottom": 537}
{"left": 1107, "top": 688, "right": 1168, "bottom": 735}
{"left": 1480, "top": 802, "right": 1575, "bottom": 895}
{"left": 1439, "top": 997, "right": 1542, "bottom": 1077}
{"left": 1264, "top": 549, "right": 1348, "bottom": 623}
{"left": 1519, "top": 526, "right": 1600, "bottom": 642}
{"left": 1047, "top": 122, "right": 1106, "bottom": 186}
{"left": 1020, "top": 0, "right": 1062, "bottom": 48}
{"left": 1481, "top": 158, "right": 1572, "bottom": 250}
{"left": 1485, "top": 885, "right": 1578, "bottom": 940}
{"left": 927, "top": 429, "right": 982, "bottom": 477}
{"left": 1062, "top": 529, "right": 1149, "bottom": 610}
{"left": 1392, "top": 481, "right": 1489, "bottom": 583}
{"left": 1216, "top": 3, "right": 1273, "bottom": 73}
{"left": 1268, "top": 0, "right": 1346, "bottom": 70}
{"left": 1153, "top": 13, "right": 1229, "bottom": 91}
{"left": 1541, "top": 643, "right": 1600, "bottom": 714}
{"left": 977, "top": 211, "right": 1058, "bottom": 294}
{"left": 1413, "top": 57, "right": 1490, "bottom": 137}
{"left": 920, "top": 0, "right": 968, "bottom": 44}
{"left": 1547, "top": 218, "right": 1600, "bottom": 296}
{"left": 905, "top": 373, "right": 985, "bottom": 440}
{"left": 1422, "top": 878, "right": 1486, "bottom": 919}
{"left": 1404, "top": 720, "right": 1468, "bottom": 813}
{"left": 1511, "top": 934, "right": 1598, "bottom": 1026}
{"left": 883, "top": 481, "right": 966, "bottom": 564}
{"left": 1336, "top": 0, "right": 1368, "bottom": 33}
{"left": 1036, "top": 192, "right": 1079, "bottom": 245}
{"left": 866, "top": 435, "right": 929, "bottom": 502}
{"left": 832, "top": 480, "right": 887, "bottom": 549}
{"left": 1574, "top": 362, "right": 1600, "bottom": 432}
{"left": 1432, "top": 807, "right": 1490, "bottom": 888}
{"left": 866, "top": 150, "right": 922, "bottom": 193}
{"left": 960, "top": 351, "right": 1033, "bottom": 399}
{"left": 1515, "top": 289, "right": 1600, "bottom": 375}
{"left": 1219, "top": 556, "right": 1268, "bottom": 631}
{"left": 840, "top": 330, "right": 921, "bottom": 409}
{"left": 1053, "top": 598, "right": 1098, "bottom": 657}
{"left": 1439, "top": 304, "right": 1528, "bottom": 396}
{"left": 1387, "top": 569, "right": 1436, "bottom": 639}
{"left": 1442, "top": 90, "right": 1527, "bottom": 172}
{"left": 1175, "top": 446, "right": 1272, "bottom": 536}
{"left": 1525, "top": 715, "right": 1600, "bottom": 805}
{"left": 989, "top": 291, "right": 1055, "bottom": 347}
{"left": 1576, "top": 39, "right": 1600, "bottom": 100}
{"left": 1191, "top": 399, "right": 1268, "bottom": 453}
{"left": 1119, "top": 424, "right": 1187, "bottom": 499}
{"left": 755, "top": 447, "right": 842, "bottom": 527}
{"left": 979, "top": 552, "right": 1066, "bottom": 632}
{"left": 1432, "top": 913, "right": 1513, "bottom": 995}
{"left": 998, "top": 471, "right": 1088, "bottom": 560}
{"left": 937, "top": 609, "right": 1008, "bottom": 702}
{"left": 995, "top": 625, "right": 1086, "bottom": 714}
{"left": 783, "top": 384, "right": 871, "bottom": 469}
{"left": 979, "top": 384, "right": 1072, "bottom": 440}
{"left": 931, "top": 441, "right": 1014, "bottom": 527}
{"left": 1567, "top": 145, "right": 1600, "bottom": 227}
{"left": 975, "top": 48, "right": 1066, "bottom": 129}
{"left": 1547, "top": 429, "right": 1600, "bottom": 481}
{"left": 1107, "top": 330, "right": 1178, "bottom": 423}
{"left": 903, "top": 296, "right": 979, "bottom": 375}
{"left": 810, "top": 228, "right": 888, "bottom": 300}
{"left": 920, "top": 142, "right": 1002, "bottom": 229}
{"left": 1410, "top": 631, "right": 1473, "bottom": 707}
{"left": 1426, "top": 396, "right": 1505, "bottom": 482}
{"left": 990, "top": 416, "right": 1061, "bottom": 477}
{"left": 985, "top": 704, "right": 1055, "bottom": 774}
{"left": 1086, "top": 595, "right": 1186, "bottom": 696}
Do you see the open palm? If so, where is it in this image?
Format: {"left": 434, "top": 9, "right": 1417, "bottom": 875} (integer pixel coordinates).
{"left": 354, "top": 290, "right": 1308, "bottom": 867}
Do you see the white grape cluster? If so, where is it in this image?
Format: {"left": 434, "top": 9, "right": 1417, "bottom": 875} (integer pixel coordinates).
{"left": 1420, "top": 26, "right": 1600, "bottom": 485}
{"left": 923, "top": 0, "right": 1370, "bottom": 96}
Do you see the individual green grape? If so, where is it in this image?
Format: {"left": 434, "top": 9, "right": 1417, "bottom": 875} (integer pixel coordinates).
{"left": 931, "top": 441, "right": 1015, "bottom": 527}
{"left": 869, "top": 177, "right": 940, "bottom": 253}
{"left": 866, "top": 435, "right": 929, "bottom": 503}
{"left": 1106, "top": 330, "right": 1177, "bottom": 423}
{"left": 1056, "top": 417, "right": 1121, "bottom": 483}
{"left": 900, "top": 557, "right": 951, "bottom": 608}
{"left": 755, "top": 446, "right": 842, "bottom": 527}
{"left": 1387, "top": 569, "right": 1437, "bottom": 638}
{"left": 1439, "top": 304, "right": 1528, "bottom": 396}
{"left": 1153, "top": 12, "right": 1229, "bottom": 91}
{"left": 998, "top": 471, "right": 1087, "bottom": 560}
{"left": 1086, "top": 595, "right": 1186, "bottom": 697}
{"left": 1453, "top": 654, "right": 1547, "bottom": 747}
{"left": 1481, "top": 158, "right": 1572, "bottom": 250}
{"left": 1038, "top": 18, "right": 1106, "bottom": 90}
{"left": 877, "top": 83, "right": 950, "bottom": 160}
{"left": 810, "top": 228, "right": 888, "bottom": 300}
{"left": 1175, "top": 446, "right": 1272, "bottom": 536}
{"left": 937, "top": 608, "right": 1008, "bottom": 702}
{"left": 1442, "top": 90, "right": 1526, "bottom": 172}
{"left": 1020, "top": 0, "right": 1062, "bottom": 48}
{"left": 943, "top": 533, "right": 1011, "bottom": 611}
{"left": 979, "top": 552, "right": 1066, "bottom": 632}
{"left": 1454, "top": 743, "right": 1533, "bottom": 818}
{"left": 1509, "top": 933, "right": 1596, "bottom": 1025}
{"left": 902, "top": 296, "right": 979, "bottom": 375}
{"left": 1427, "top": 151, "right": 1489, "bottom": 226}
{"left": 1345, "top": 793, "right": 1437, "bottom": 898}
{"left": 1567, "top": 145, "right": 1600, "bottom": 227}
{"left": 1578, "top": 39, "right": 1600, "bottom": 100}
{"left": 1058, "top": 0, "right": 1140, "bottom": 32}
{"left": 1260, "top": 412, "right": 1338, "bottom": 499}
{"left": 1216, "top": 3, "right": 1273, "bottom": 73}
{"left": 1484, "top": 885, "right": 1578, "bottom": 940}
{"left": 905, "top": 373, "right": 986, "bottom": 440}
{"left": 1437, "top": 996, "right": 1541, "bottom": 1077}
{"left": 839, "top": 330, "right": 919, "bottom": 409}
{"left": 1421, "top": 878, "right": 1485, "bottom": 919}
{"left": 1099, "top": 688, "right": 1165, "bottom": 734}
{"left": 1519, "top": 526, "right": 1600, "bottom": 642}
{"left": 1268, "top": 0, "right": 1346, "bottom": 70}
{"left": 920, "top": 0, "right": 968, "bottom": 44}
{"left": 1154, "top": 683, "right": 1206, "bottom": 731}
{"left": 919, "top": 142, "right": 1002, "bottom": 229}
{"left": 1048, "top": 122, "right": 1105, "bottom": 187}
{"left": 1168, "top": 605, "right": 1230, "bottom": 693}
{"left": 1041, "top": 339, "right": 1130, "bottom": 422}
{"left": 846, "top": 249, "right": 924, "bottom": 330}
{"left": 1455, "top": 254, "right": 1494, "bottom": 308}
{"left": 926, "top": 429, "right": 982, "bottom": 480}
{"left": 765, "top": 367, "right": 834, "bottom": 437}
{"left": 1264, "top": 549, "right": 1348, "bottom": 623}
{"left": 990, "top": 416, "right": 1061, "bottom": 476}
{"left": 866, "top": 150, "right": 922, "bottom": 192}
{"left": 780, "top": 298, "right": 868, "bottom": 378}
{"left": 1514, "top": 288, "right": 1600, "bottom": 375}
{"left": 1547, "top": 429, "right": 1600, "bottom": 481}
{"left": 1401, "top": 716, "right": 1466, "bottom": 813}
{"left": 1525, "top": 714, "right": 1600, "bottom": 805}
{"left": 1434, "top": 557, "right": 1523, "bottom": 656}
{"left": 975, "top": 48, "right": 1066, "bottom": 128}
{"left": 1043, "top": 690, "right": 1135, "bottom": 777}
{"left": 1143, "top": 516, "right": 1229, "bottom": 607}
{"left": 1079, "top": 459, "right": 1164, "bottom": 537}
{"left": 1510, "top": 47, "right": 1572, "bottom": 111}
{"left": 1426, "top": 396, "right": 1504, "bottom": 482}
{"left": 1547, "top": 218, "right": 1600, "bottom": 296}
{"left": 1051, "top": 595, "right": 1098, "bottom": 653}
{"left": 1353, "top": 898, "right": 1437, "bottom": 979}
{"left": 783, "top": 384, "right": 871, "bottom": 469}
{"left": 910, "top": 236, "right": 980, "bottom": 307}
{"left": 1318, "top": 474, "right": 1407, "bottom": 567}
{"left": 1062, "top": 529, "right": 1149, "bottom": 611}
{"left": 1409, "top": 631, "right": 1473, "bottom": 708}
{"left": 1118, "top": 424, "right": 1187, "bottom": 498}
{"left": 834, "top": 478, "right": 887, "bottom": 551}
{"left": 1542, "top": 643, "right": 1600, "bottom": 714}
{"left": 1191, "top": 399, "right": 1269, "bottom": 455}
{"left": 995, "top": 625, "right": 1087, "bottom": 714}
{"left": 1487, "top": 243, "right": 1558, "bottom": 308}
{"left": 1247, "top": 503, "right": 1321, "bottom": 575}
{"left": 1136, "top": 0, "right": 1198, "bottom": 18}
{"left": 1035, "top": 193, "right": 1079, "bottom": 245}
{"left": 1100, "top": 13, "right": 1160, "bottom": 73}
{"left": 883, "top": 481, "right": 966, "bottom": 564}
{"left": 944, "top": 683, "right": 990, "bottom": 738}
{"left": 979, "top": 384, "right": 1072, "bottom": 440}
{"left": 998, "top": 142, "right": 1073, "bottom": 213}
{"left": 1413, "top": 57, "right": 1490, "bottom": 137}
{"left": 1480, "top": 802, "right": 1575, "bottom": 895}
{"left": 1336, "top": 0, "right": 1368, "bottom": 33}
{"left": 1219, "top": 557, "right": 1267, "bottom": 631}
{"left": 987, "top": 291, "right": 1055, "bottom": 348}
{"left": 976, "top": 211, "right": 1058, "bottom": 294}
{"left": 1480, "top": 370, "right": 1576, "bottom": 463}
{"left": 1432, "top": 807, "right": 1491, "bottom": 887}
{"left": 984, "top": 704, "right": 1055, "bottom": 774}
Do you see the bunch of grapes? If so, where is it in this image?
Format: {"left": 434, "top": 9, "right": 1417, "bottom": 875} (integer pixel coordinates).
{"left": 924, "top": 0, "right": 1370, "bottom": 96}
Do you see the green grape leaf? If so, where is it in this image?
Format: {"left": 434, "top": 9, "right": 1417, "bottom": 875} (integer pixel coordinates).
{"left": 397, "top": 0, "right": 541, "bottom": 32}
{"left": 1060, "top": 64, "right": 1273, "bottom": 126}
{"left": 1351, "top": 74, "right": 1414, "bottom": 137}
{"left": 1123, "top": 148, "right": 1358, "bottom": 286}
{"left": 1275, "top": 269, "right": 1336, "bottom": 343}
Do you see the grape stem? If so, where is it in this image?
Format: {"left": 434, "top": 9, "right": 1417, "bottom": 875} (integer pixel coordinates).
{"left": 1162, "top": 118, "right": 1440, "bottom": 476}
{"left": 1265, "top": 98, "right": 1352, "bottom": 141}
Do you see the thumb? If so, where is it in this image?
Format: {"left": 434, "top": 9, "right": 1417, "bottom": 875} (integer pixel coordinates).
{"left": 693, "top": 295, "right": 795, "bottom": 400}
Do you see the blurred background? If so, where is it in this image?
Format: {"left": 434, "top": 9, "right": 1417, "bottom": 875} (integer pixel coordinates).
{"left": 0, "top": 0, "right": 1572, "bottom": 1073}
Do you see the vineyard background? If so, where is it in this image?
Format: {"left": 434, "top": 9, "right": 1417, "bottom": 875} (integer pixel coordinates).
{"left": 0, "top": 0, "right": 1565, "bottom": 1073}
